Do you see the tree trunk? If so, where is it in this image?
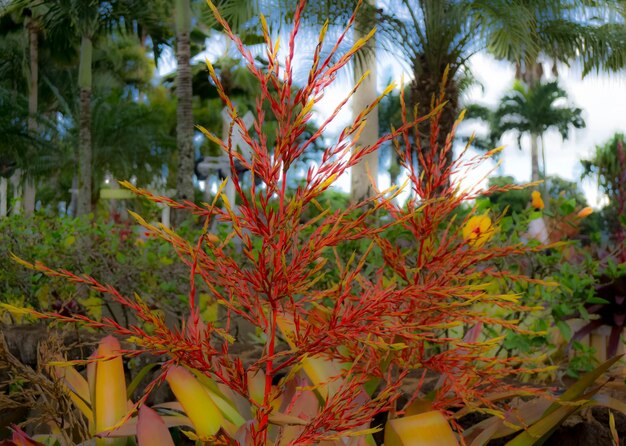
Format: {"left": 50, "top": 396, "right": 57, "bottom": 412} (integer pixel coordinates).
{"left": 540, "top": 134, "right": 547, "bottom": 179}
{"left": 10, "top": 170, "right": 22, "bottom": 215}
{"left": 24, "top": 18, "right": 38, "bottom": 216}
{"left": 350, "top": 0, "right": 379, "bottom": 204}
{"left": 410, "top": 60, "right": 459, "bottom": 196}
{"left": 68, "top": 175, "right": 78, "bottom": 217}
{"left": 173, "top": 0, "right": 194, "bottom": 226}
{"left": 524, "top": 61, "right": 543, "bottom": 183}
{"left": 23, "top": 180, "right": 36, "bottom": 214}
{"left": 0, "top": 177, "right": 7, "bottom": 217}
{"left": 77, "top": 36, "right": 93, "bottom": 217}
{"left": 530, "top": 132, "right": 540, "bottom": 182}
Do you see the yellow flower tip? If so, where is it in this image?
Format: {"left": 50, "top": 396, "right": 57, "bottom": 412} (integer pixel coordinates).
{"left": 206, "top": 233, "right": 220, "bottom": 244}
{"left": 462, "top": 215, "right": 493, "bottom": 248}
{"left": 577, "top": 206, "right": 593, "bottom": 218}
{"left": 531, "top": 190, "right": 544, "bottom": 210}
{"left": 165, "top": 366, "right": 223, "bottom": 438}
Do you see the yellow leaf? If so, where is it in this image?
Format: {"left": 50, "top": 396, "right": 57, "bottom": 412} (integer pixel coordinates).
{"left": 93, "top": 336, "right": 127, "bottom": 446}
{"left": 54, "top": 365, "right": 93, "bottom": 421}
{"left": 199, "top": 294, "right": 219, "bottom": 323}
{"left": 247, "top": 369, "right": 266, "bottom": 405}
{"left": 609, "top": 411, "right": 619, "bottom": 446}
{"left": 276, "top": 314, "right": 344, "bottom": 399}
{"left": 166, "top": 366, "right": 224, "bottom": 438}
{"left": 384, "top": 411, "right": 459, "bottom": 446}
{"left": 79, "top": 296, "right": 103, "bottom": 321}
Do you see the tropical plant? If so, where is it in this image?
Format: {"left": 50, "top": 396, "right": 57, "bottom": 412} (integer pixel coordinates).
{"left": 492, "top": 80, "right": 584, "bottom": 182}
{"left": 379, "top": 0, "right": 626, "bottom": 194}
{"left": 582, "top": 133, "right": 626, "bottom": 239}
{"left": 462, "top": 355, "right": 626, "bottom": 446}
{"left": 18, "top": 33, "right": 168, "bottom": 215}
{"left": 571, "top": 134, "right": 626, "bottom": 359}
{"left": 502, "top": 0, "right": 626, "bottom": 86}
{"left": 0, "top": 1, "right": 586, "bottom": 444}
{"left": 0, "top": 4, "right": 48, "bottom": 215}
{"left": 5, "top": 0, "right": 170, "bottom": 216}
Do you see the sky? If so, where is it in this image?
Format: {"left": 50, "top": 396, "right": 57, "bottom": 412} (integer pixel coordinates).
{"left": 160, "top": 31, "right": 626, "bottom": 207}
{"left": 463, "top": 53, "right": 626, "bottom": 207}
{"left": 307, "top": 50, "right": 626, "bottom": 206}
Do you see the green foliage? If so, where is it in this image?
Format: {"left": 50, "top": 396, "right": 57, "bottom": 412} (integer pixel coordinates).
{"left": 581, "top": 133, "right": 626, "bottom": 233}
{"left": 0, "top": 215, "right": 195, "bottom": 323}
{"left": 582, "top": 133, "right": 625, "bottom": 198}
{"left": 486, "top": 176, "right": 532, "bottom": 215}
{"left": 486, "top": 175, "right": 588, "bottom": 216}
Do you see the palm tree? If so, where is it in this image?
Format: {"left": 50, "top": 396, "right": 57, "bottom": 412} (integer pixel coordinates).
{"left": 0, "top": 4, "right": 42, "bottom": 214}
{"left": 22, "top": 8, "right": 39, "bottom": 214}
{"left": 493, "top": 80, "right": 585, "bottom": 181}
{"left": 44, "top": 32, "right": 164, "bottom": 213}
{"left": 385, "top": 0, "right": 624, "bottom": 191}
{"left": 0, "top": 5, "right": 51, "bottom": 215}
{"left": 27, "top": 0, "right": 170, "bottom": 216}
{"left": 502, "top": 0, "right": 626, "bottom": 87}
{"left": 350, "top": 1, "right": 379, "bottom": 202}
{"left": 173, "top": 0, "right": 194, "bottom": 225}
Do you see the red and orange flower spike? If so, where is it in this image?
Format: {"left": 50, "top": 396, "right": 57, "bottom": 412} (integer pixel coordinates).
{"left": 1, "top": 0, "right": 554, "bottom": 444}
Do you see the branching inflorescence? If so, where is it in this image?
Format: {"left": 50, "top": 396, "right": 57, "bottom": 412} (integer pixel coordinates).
{"left": 5, "top": 1, "right": 553, "bottom": 444}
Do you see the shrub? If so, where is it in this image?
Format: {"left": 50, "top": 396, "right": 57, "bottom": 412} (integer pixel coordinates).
{"left": 0, "top": 215, "right": 194, "bottom": 324}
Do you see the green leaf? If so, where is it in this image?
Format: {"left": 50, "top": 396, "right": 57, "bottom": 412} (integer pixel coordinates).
{"left": 159, "top": 256, "right": 174, "bottom": 266}
{"left": 556, "top": 321, "right": 571, "bottom": 340}
{"left": 504, "top": 401, "right": 589, "bottom": 446}
{"left": 559, "top": 199, "right": 576, "bottom": 215}
{"left": 586, "top": 297, "right": 610, "bottom": 305}
{"left": 555, "top": 355, "right": 623, "bottom": 408}
{"left": 592, "top": 394, "right": 626, "bottom": 415}
{"left": 475, "top": 198, "right": 491, "bottom": 211}
{"left": 126, "top": 362, "right": 160, "bottom": 399}
{"left": 64, "top": 235, "right": 76, "bottom": 247}
{"left": 501, "top": 216, "right": 513, "bottom": 232}
{"left": 364, "top": 377, "right": 381, "bottom": 397}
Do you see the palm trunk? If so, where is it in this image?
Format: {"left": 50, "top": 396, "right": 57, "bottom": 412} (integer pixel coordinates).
{"left": 10, "top": 170, "right": 22, "bottom": 215}
{"left": 173, "top": 0, "right": 194, "bottom": 225}
{"left": 68, "top": 175, "right": 79, "bottom": 217}
{"left": 540, "top": 134, "right": 547, "bottom": 179}
{"left": 525, "top": 62, "right": 543, "bottom": 184}
{"left": 77, "top": 36, "right": 93, "bottom": 217}
{"left": 24, "top": 18, "right": 39, "bottom": 216}
{"left": 350, "top": 0, "right": 379, "bottom": 203}
{"left": 0, "top": 177, "right": 7, "bottom": 217}
{"left": 530, "top": 132, "right": 540, "bottom": 182}
{"left": 410, "top": 61, "right": 459, "bottom": 196}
